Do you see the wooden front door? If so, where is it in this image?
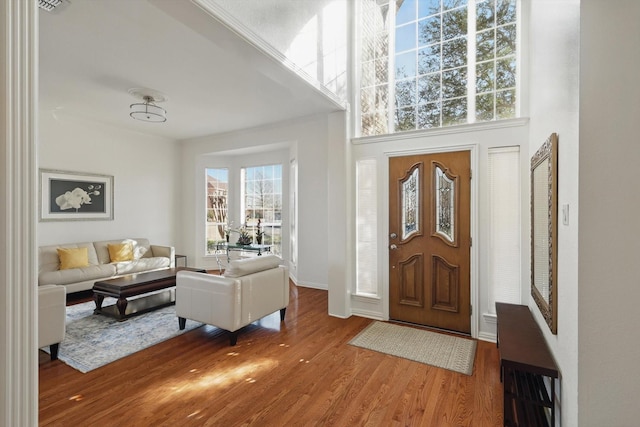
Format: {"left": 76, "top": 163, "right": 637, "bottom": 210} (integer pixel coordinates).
{"left": 389, "top": 151, "right": 471, "bottom": 334}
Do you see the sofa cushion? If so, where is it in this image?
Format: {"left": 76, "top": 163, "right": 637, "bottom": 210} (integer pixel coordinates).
{"left": 39, "top": 264, "right": 117, "bottom": 286}
{"left": 94, "top": 238, "right": 151, "bottom": 264}
{"left": 114, "top": 257, "right": 171, "bottom": 275}
{"left": 108, "top": 242, "right": 134, "bottom": 262}
{"left": 57, "top": 247, "right": 89, "bottom": 270}
{"left": 224, "top": 255, "right": 282, "bottom": 278}
{"left": 39, "top": 242, "right": 99, "bottom": 275}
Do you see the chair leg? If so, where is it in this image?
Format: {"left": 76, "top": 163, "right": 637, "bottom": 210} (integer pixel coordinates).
{"left": 178, "top": 317, "right": 186, "bottom": 330}
{"left": 229, "top": 331, "right": 238, "bottom": 346}
{"left": 50, "top": 343, "right": 59, "bottom": 361}
{"left": 280, "top": 307, "right": 286, "bottom": 321}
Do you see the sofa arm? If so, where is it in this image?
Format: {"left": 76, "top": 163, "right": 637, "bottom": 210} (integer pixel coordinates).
{"left": 38, "top": 284, "right": 66, "bottom": 360}
{"left": 176, "top": 271, "right": 242, "bottom": 332}
{"left": 150, "top": 245, "right": 175, "bottom": 267}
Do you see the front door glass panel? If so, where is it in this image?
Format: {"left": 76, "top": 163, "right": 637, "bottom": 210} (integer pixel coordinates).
{"left": 402, "top": 167, "right": 420, "bottom": 239}
{"left": 435, "top": 166, "right": 455, "bottom": 242}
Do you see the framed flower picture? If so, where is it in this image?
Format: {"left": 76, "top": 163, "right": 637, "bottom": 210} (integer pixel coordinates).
{"left": 39, "top": 169, "right": 114, "bottom": 221}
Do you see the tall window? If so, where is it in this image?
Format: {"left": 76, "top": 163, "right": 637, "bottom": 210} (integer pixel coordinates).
{"left": 205, "top": 168, "right": 229, "bottom": 255}
{"left": 358, "top": 0, "right": 518, "bottom": 136}
{"left": 356, "top": 159, "right": 379, "bottom": 296}
{"left": 242, "top": 164, "right": 283, "bottom": 255}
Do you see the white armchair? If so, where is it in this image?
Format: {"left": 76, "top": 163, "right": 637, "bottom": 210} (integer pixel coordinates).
{"left": 38, "top": 284, "right": 66, "bottom": 360}
{"left": 176, "top": 255, "right": 289, "bottom": 346}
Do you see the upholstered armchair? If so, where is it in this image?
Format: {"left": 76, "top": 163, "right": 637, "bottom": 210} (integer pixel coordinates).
{"left": 176, "top": 255, "right": 289, "bottom": 346}
{"left": 38, "top": 284, "right": 66, "bottom": 360}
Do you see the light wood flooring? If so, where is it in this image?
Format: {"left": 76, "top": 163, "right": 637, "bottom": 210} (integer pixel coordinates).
{"left": 39, "top": 284, "right": 503, "bottom": 426}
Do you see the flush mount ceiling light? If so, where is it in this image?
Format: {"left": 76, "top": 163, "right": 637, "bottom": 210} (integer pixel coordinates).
{"left": 128, "top": 88, "right": 168, "bottom": 123}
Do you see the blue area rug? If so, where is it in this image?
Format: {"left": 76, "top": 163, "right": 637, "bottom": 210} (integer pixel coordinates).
{"left": 47, "top": 298, "right": 202, "bottom": 373}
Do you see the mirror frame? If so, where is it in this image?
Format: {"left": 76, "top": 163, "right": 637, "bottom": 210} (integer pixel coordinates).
{"left": 531, "top": 133, "right": 558, "bottom": 334}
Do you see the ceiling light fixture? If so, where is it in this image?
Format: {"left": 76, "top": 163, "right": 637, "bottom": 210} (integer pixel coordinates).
{"left": 130, "top": 96, "right": 167, "bottom": 123}
{"left": 128, "top": 89, "right": 168, "bottom": 123}
{"left": 38, "top": 0, "right": 62, "bottom": 12}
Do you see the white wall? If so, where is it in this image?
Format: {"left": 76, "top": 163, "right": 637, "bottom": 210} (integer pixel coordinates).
{"left": 527, "top": 1, "right": 580, "bottom": 425}
{"left": 38, "top": 111, "right": 179, "bottom": 248}
{"left": 179, "top": 114, "right": 331, "bottom": 289}
{"left": 578, "top": 1, "right": 640, "bottom": 425}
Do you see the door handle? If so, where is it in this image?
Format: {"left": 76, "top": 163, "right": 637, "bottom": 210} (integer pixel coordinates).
{"left": 390, "top": 232, "right": 397, "bottom": 239}
{"left": 389, "top": 244, "right": 398, "bottom": 250}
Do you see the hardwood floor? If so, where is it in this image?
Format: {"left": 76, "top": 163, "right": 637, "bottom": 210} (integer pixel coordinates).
{"left": 39, "top": 284, "right": 503, "bottom": 426}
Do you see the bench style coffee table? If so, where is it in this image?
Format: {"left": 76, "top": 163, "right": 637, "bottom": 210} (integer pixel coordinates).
{"left": 93, "top": 267, "right": 206, "bottom": 320}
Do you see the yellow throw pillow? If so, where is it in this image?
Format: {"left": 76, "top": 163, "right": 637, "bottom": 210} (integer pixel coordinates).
{"left": 57, "top": 247, "right": 89, "bottom": 270}
{"left": 108, "top": 243, "right": 134, "bottom": 262}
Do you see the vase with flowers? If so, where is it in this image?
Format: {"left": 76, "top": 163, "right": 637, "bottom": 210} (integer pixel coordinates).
{"left": 236, "top": 224, "right": 252, "bottom": 245}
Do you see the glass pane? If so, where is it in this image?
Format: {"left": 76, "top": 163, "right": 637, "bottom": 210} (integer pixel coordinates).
{"left": 396, "top": 78, "right": 416, "bottom": 107}
{"left": 435, "top": 166, "right": 455, "bottom": 242}
{"left": 374, "top": 57, "right": 389, "bottom": 85}
{"left": 418, "top": 73, "right": 440, "bottom": 103}
{"left": 496, "top": 88, "right": 515, "bottom": 118}
{"left": 476, "top": 30, "right": 495, "bottom": 62}
{"left": 418, "top": 44, "right": 441, "bottom": 74}
{"left": 476, "top": 61, "right": 495, "bottom": 93}
{"left": 401, "top": 167, "right": 420, "bottom": 239}
{"left": 496, "top": 24, "right": 516, "bottom": 56}
{"left": 395, "top": 105, "right": 416, "bottom": 132}
{"left": 442, "top": 67, "right": 467, "bottom": 98}
{"left": 418, "top": 16, "right": 441, "bottom": 46}
{"left": 396, "top": 51, "right": 417, "bottom": 79}
{"left": 417, "top": 102, "right": 441, "bottom": 128}
{"left": 419, "top": 0, "right": 441, "bottom": 18}
{"left": 442, "top": 37, "right": 467, "bottom": 69}
{"left": 442, "top": 96, "right": 467, "bottom": 125}
{"left": 443, "top": 0, "right": 468, "bottom": 10}
{"left": 496, "top": 0, "right": 517, "bottom": 25}
{"left": 442, "top": 7, "right": 467, "bottom": 40}
{"left": 476, "top": 0, "right": 494, "bottom": 31}
{"left": 496, "top": 56, "right": 516, "bottom": 89}
{"left": 396, "top": 23, "right": 417, "bottom": 53}
{"left": 397, "top": 0, "right": 417, "bottom": 25}
{"left": 476, "top": 93, "right": 494, "bottom": 121}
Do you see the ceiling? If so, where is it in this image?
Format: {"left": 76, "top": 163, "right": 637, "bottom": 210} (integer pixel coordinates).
{"left": 39, "top": 0, "right": 344, "bottom": 141}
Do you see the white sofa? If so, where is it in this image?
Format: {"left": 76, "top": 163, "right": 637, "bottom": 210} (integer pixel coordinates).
{"left": 38, "top": 238, "right": 175, "bottom": 294}
{"left": 176, "top": 255, "right": 289, "bottom": 346}
{"left": 38, "top": 284, "right": 66, "bottom": 360}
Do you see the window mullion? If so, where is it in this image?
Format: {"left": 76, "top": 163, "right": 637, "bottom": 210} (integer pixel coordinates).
{"left": 387, "top": 0, "right": 396, "bottom": 134}
{"left": 467, "top": 0, "right": 477, "bottom": 124}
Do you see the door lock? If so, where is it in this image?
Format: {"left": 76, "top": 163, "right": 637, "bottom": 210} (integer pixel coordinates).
{"left": 389, "top": 244, "right": 398, "bottom": 250}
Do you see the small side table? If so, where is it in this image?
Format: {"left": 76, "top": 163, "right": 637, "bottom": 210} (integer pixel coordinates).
{"left": 175, "top": 254, "right": 187, "bottom": 268}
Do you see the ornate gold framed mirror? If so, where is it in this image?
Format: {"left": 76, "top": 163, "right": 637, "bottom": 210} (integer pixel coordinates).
{"left": 531, "top": 133, "right": 558, "bottom": 334}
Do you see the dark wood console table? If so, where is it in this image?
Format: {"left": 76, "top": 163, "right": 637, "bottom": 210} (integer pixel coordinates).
{"left": 496, "top": 302, "right": 560, "bottom": 427}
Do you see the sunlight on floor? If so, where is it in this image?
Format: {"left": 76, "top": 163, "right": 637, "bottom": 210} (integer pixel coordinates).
{"left": 139, "top": 356, "right": 280, "bottom": 409}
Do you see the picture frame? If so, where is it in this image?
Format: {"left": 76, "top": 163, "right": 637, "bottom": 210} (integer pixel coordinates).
{"left": 39, "top": 169, "right": 114, "bottom": 221}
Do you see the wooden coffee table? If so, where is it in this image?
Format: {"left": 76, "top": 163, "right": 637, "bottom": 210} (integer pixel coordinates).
{"left": 93, "top": 267, "right": 206, "bottom": 320}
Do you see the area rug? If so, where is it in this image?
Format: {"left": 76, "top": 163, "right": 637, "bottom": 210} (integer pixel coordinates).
{"left": 45, "top": 298, "right": 202, "bottom": 373}
{"left": 349, "top": 321, "right": 477, "bottom": 375}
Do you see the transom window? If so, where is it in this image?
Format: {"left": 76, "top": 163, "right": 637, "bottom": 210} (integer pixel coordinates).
{"left": 358, "top": 0, "right": 518, "bottom": 136}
